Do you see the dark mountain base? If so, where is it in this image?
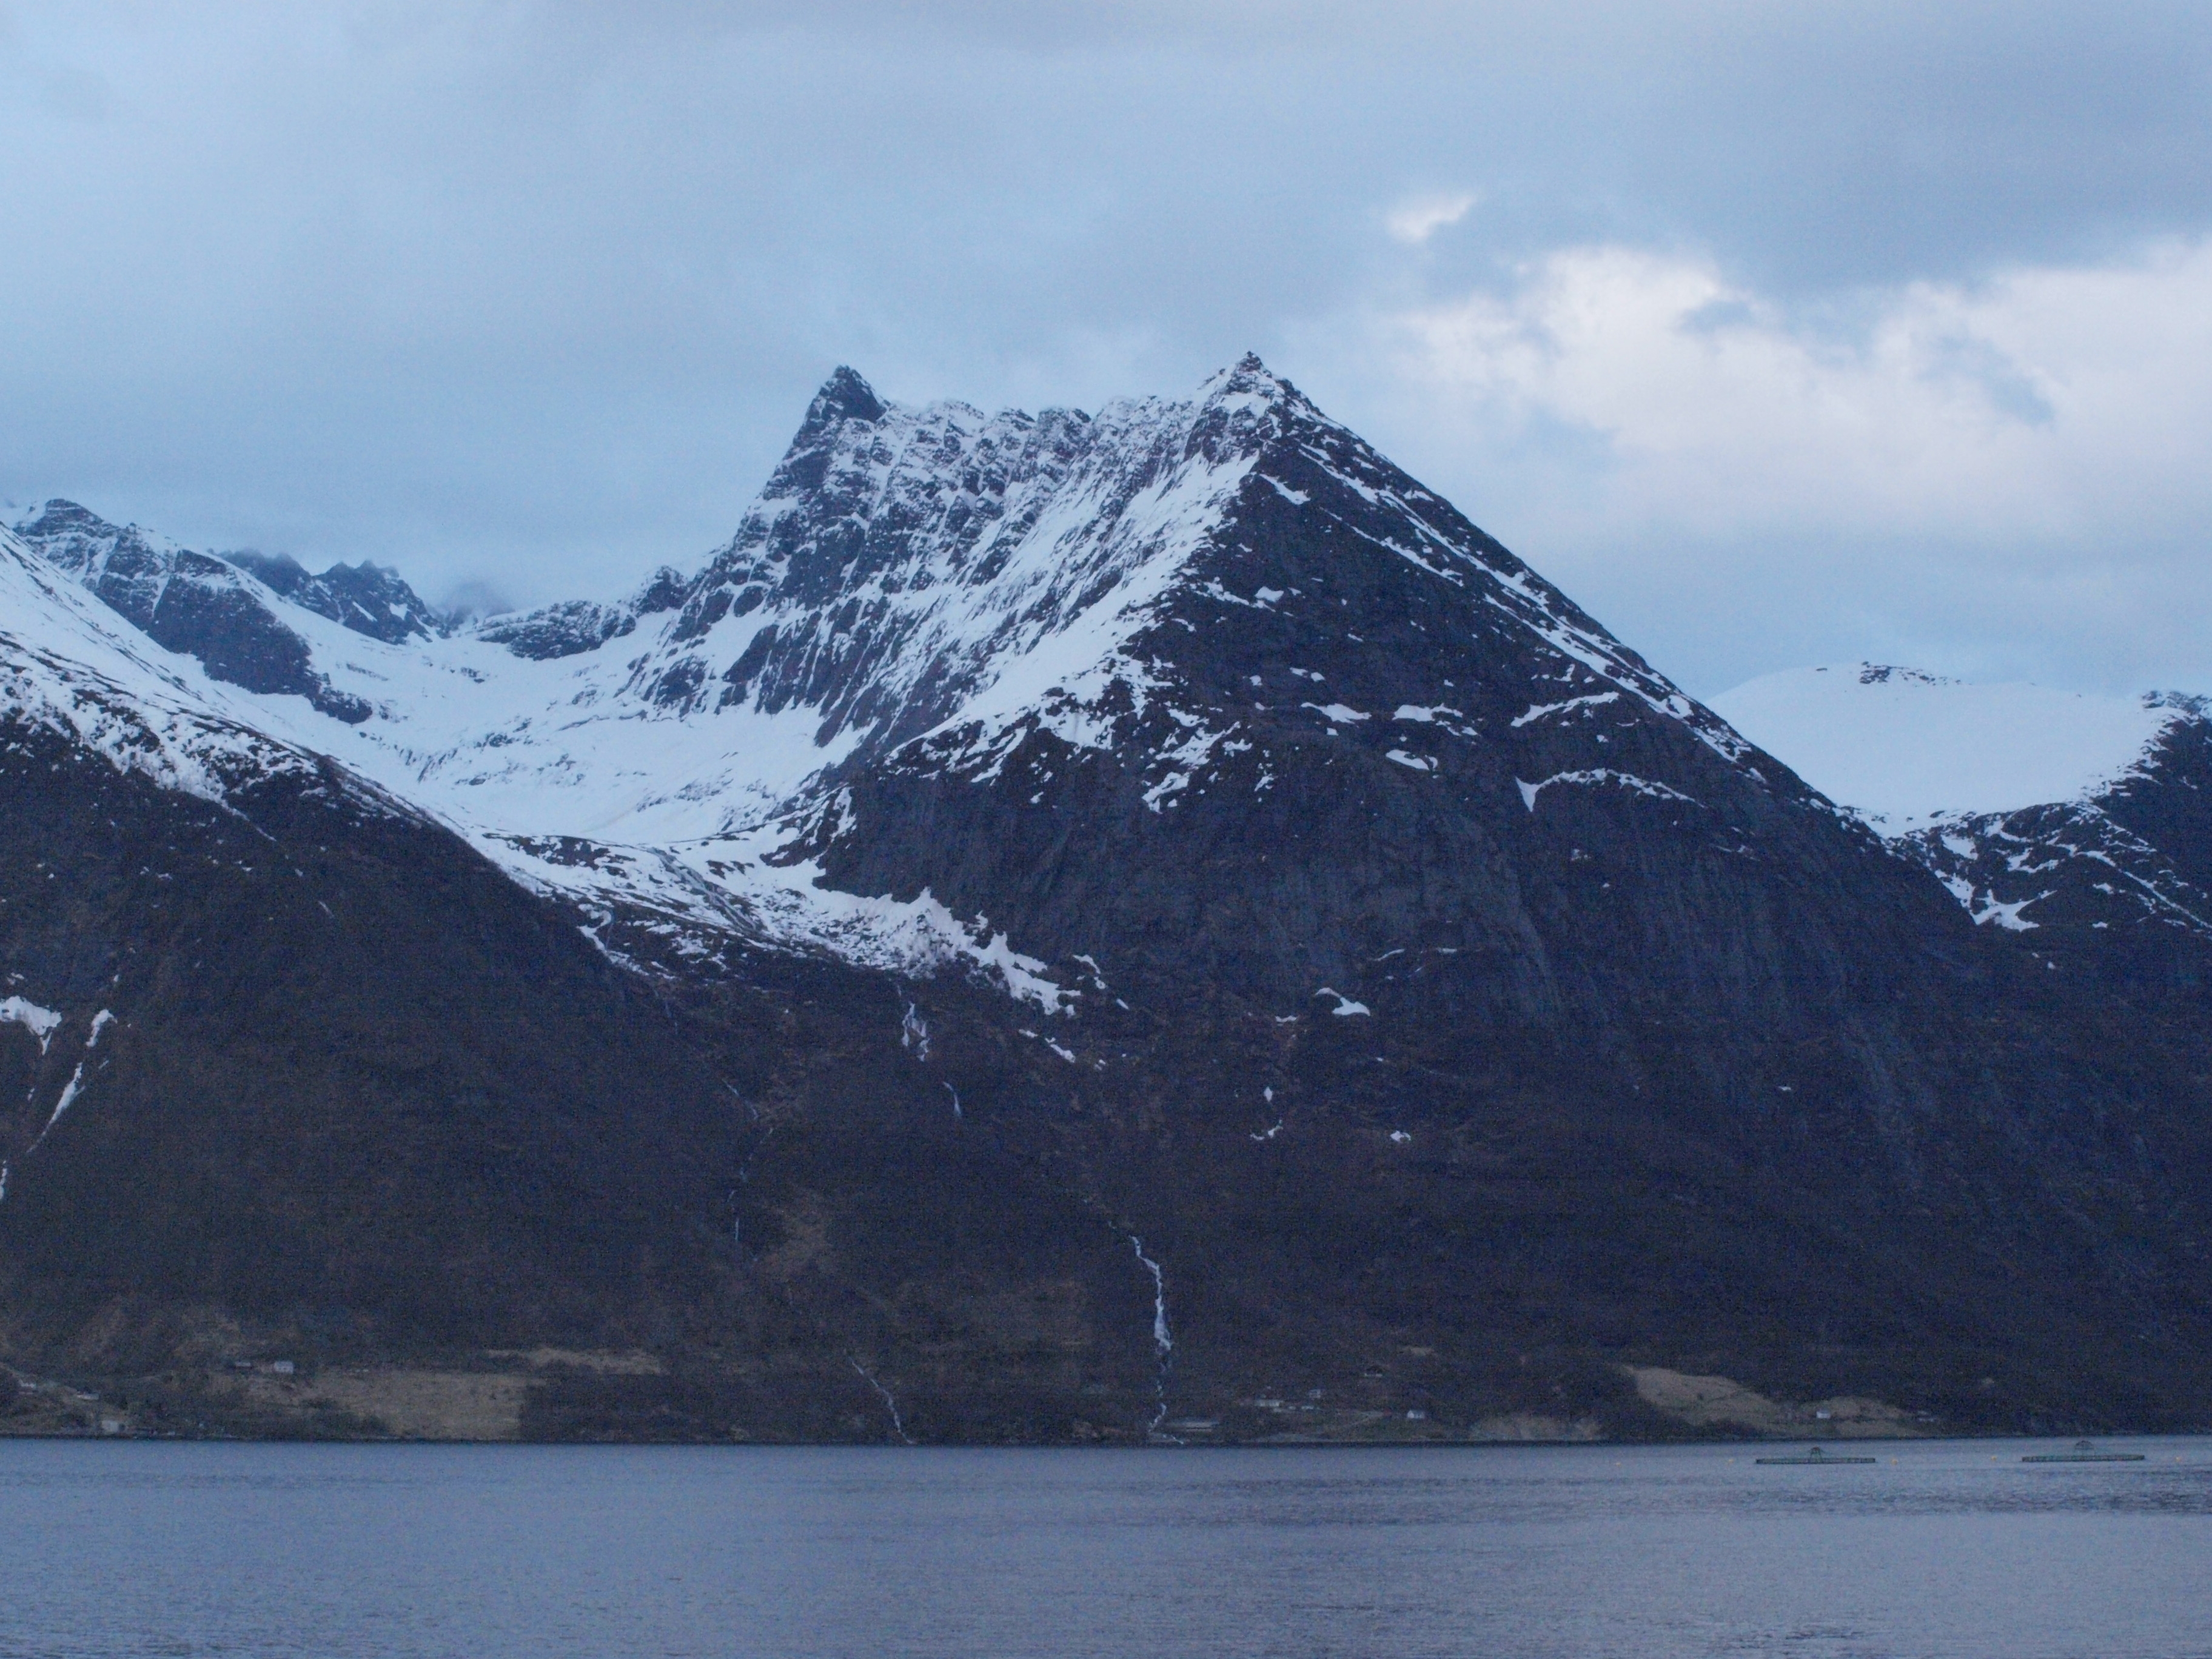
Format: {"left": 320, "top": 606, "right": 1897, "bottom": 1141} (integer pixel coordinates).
{"left": 0, "top": 719, "right": 752, "bottom": 1387}
{"left": 2, "top": 746, "right": 2205, "bottom": 1441}
{"left": 5, "top": 719, "right": 2210, "bottom": 1443}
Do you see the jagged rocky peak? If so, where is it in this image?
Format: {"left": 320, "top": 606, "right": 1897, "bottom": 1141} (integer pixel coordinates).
{"left": 1187, "top": 350, "right": 1312, "bottom": 441}
{"left": 223, "top": 549, "right": 443, "bottom": 646}
{"left": 725, "top": 350, "right": 1314, "bottom": 592}
{"left": 9, "top": 499, "right": 374, "bottom": 722}
{"left": 609, "top": 354, "right": 1737, "bottom": 763}
{"left": 10, "top": 499, "right": 441, "bottom": 648}
{"left": 605, "top": 358, "right": 1301, "bottom": 738}
{"left": 809, "top": 364, "right": 888, "bottom": 426}
{"left": 11, "top": 498, "right": 132, "bottom": 557}
{"left": 467, "top": 357, "right": 1321, "bottom": 686}
{"left": 10, "top": 499, "right": 185, "bottom": 630}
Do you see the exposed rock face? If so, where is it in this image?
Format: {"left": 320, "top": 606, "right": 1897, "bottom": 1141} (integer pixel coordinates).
{"left": 222, "top": 548, "right": 443, "bottom": 645}
{"left": 2, "top": 364, "right": 2210, "bottom": 1443}
{"left": 785, "top": 361, "right": 1942, "bottom": 1041}
{"left": 8, "top": 500, "right": 427, "bottom": 722}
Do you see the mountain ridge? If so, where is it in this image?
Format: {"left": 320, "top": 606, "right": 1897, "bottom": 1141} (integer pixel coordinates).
{"left": 5, "top": 360, "right": 2211, "bottom": 1443}
{"left": 1714, "top": 664, "right": 2212, "bottom": 943}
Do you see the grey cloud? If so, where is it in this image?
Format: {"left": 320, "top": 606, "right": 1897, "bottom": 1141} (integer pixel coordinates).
{"left": 1, "top": 1, "right": 2206, "bottom": 687}
{"left": 437, "top": 579, "right": 517, "bottom": 623}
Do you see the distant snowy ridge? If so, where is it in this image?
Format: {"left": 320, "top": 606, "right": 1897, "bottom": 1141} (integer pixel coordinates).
{"left": 10, "top": 499, "right": 451, "bottom": 723}
{"left": 1711, "top": 663, "right": 2196, "bottom": 832}
{"left": 1714, "top": 663, "right": 2212, "bottom": 936}
{"left": 18, "top": 499, "right": 441, "bottom": 647}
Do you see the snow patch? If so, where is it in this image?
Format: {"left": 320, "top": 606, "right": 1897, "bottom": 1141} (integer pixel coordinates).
{"left": 1142, "top": 723, "right": 1236, "bottom": 810}
{"left": 1519, "top": 769, "right": 1699, "bottom": 812}
{"left": 1511, "top": 691, "right": 1620, "bottom": 727}
{"left": 0, "top": 997, "right": 63, "bottom": 1053}
{"left": 1973, "top": 892, "right": 2047, "bottom": 931}
{"left": 26, "top": 1063, "right": 88, "bottom": 1156}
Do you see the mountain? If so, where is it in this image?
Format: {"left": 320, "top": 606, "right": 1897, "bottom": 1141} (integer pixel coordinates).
{"left": 15, "top": 500, "right": 444, "bottom": 650}
{"left": 7, "top": 499, "right": 447, "bottom": 725}
{"left": 1715, "top": 665, "right": 2212, "bottom": 942}
{"left": 5, "top": 363, "right": 2211, "bottom": 1444}
{"left": 0, "top": 518, "right": 1151, "bottom": 1440}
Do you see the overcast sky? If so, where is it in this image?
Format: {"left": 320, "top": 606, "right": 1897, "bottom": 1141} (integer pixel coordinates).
{"left": 2, "top": 2, "right": 2208, "bottom": 696}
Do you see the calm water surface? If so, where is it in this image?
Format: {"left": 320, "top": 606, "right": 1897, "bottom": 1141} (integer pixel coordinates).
{"left": 2, "top": 1436, "right": 2207, "bottom": 1658}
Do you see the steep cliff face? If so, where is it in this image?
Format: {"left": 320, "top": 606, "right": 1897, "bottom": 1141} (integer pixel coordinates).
{"left": 786, "top": 363, "right": 1957, "bottom": 1041}
{"left": 2, "top": 364, "right": 2210, "bottom": 1443}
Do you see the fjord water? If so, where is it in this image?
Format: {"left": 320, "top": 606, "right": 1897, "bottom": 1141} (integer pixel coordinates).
{"left": 3, "top": 1440, "right": 2206, "bottom": 1658}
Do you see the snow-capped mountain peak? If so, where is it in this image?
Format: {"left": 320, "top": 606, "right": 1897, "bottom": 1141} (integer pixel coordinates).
{"left": 7, "top": 500, "right": 465, "bottom": 724}
{"left": 14, "top": 500, "right": 441, "bottom": 649}
{"left": 0, "top": 525, "right": 352, "bottom": 808}
{"left": 3, "top": 361, "right": 1814, "bottom": 1005}
{"left": 641, "top": 361, "right": 1269, "bottom": 750}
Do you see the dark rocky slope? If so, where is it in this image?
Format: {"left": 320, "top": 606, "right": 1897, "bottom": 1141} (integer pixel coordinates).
{"left": 0, "top": 717, "right": 1182, "bottom": 1441}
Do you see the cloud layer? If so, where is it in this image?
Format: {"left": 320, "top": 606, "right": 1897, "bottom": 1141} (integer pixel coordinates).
{"left": 1, "top": 2, "right": 2206, "bottom": 695}
{"left": 1307, "top": 240, "right": 2212, "bottom": 691}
